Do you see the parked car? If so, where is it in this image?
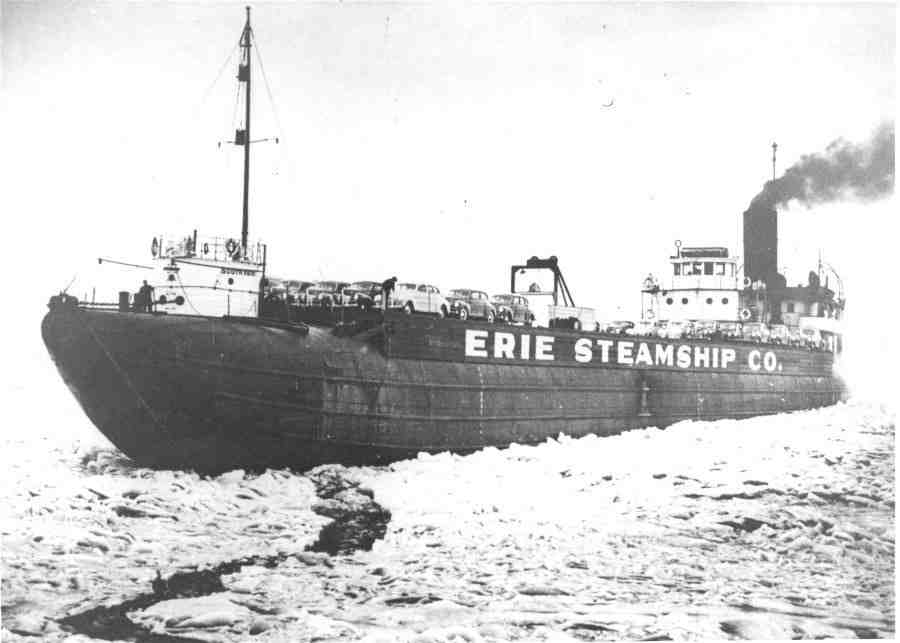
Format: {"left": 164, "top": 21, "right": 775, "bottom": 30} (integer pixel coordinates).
{"left": 263, "top": 277, "right": 286, "bottom": 301}
{"left": 741, "top": 321, "right": 770, "bottom": 343}
{"left": 598, "top": 320, "right": 635, "bottom": 335}
{"left": 717, "top": 321, "right": 742, "bottom": 340}
{"left": 385, "top": 283, "right": 449, "bottom": 316}
{"left": 491, "top": 294, "right": 534, "bottom": 324}
{"left": 284, "top": 280, "right": 314, "bottom": 305}
{"left": 447, "top": 289, "right": 496, "bottom": 323}
{"left": 344, "top": 281, "right": 381, "bottom": 309}
{"left": 306, "top": 281, "right": 350, "bottom": 308}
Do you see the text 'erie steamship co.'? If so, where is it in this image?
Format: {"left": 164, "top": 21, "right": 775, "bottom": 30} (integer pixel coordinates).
{"left": 464, "top": 329, "right": 782, "bottom": 372}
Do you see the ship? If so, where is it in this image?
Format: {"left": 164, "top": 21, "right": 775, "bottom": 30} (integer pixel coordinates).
{"left": 41, "top": 8, "right": 847, "bottom": 473}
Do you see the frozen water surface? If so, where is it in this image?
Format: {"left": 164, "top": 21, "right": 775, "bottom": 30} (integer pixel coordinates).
{"left": 1, "top": 401, "right": 894, "bottom": 641}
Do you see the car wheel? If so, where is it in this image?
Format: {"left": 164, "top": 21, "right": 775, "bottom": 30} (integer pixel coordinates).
{"left": 459, "top": 307, "right": 469, "bottom": 321}
{"left": 404, "top": 301, "right": 414, "bottom": 315}
{"left": 487, "top": 310, "right": 496, "bottom": 324}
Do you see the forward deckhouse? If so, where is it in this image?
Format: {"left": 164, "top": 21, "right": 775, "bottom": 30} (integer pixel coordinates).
{"left": 463, "top": 328, "right": 785, "bottom": 372}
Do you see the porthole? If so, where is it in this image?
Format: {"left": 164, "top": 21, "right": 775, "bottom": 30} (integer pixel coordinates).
{"left": 175, "top": 295, "right": 185, "bottom": 306}
{"left": 228, "top": 277, "right": 234, "bottom": 285}
{"left": 666, "top": 297, "right": 673, "bottom": 305}
{"left": 722, "top": 297, "right": 729, "bottom": 304}
{"left": 681, "top": 297, "right": 688, "bottom": 305}
{"left": 158, "top": 295, "right": 168, "bottom": 304}
{"left": 706, "top": 297, "right": 713, "bottom": 305}
{"left": 168, "top": 274, "right": 176, "bottom": 282}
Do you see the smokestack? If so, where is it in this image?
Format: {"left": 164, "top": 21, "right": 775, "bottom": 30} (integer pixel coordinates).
{"left": 743, "top": 204, "right": 777, "bottom": 284}
{"left": 743, "top": 122, "right": 894, "bottom": 284}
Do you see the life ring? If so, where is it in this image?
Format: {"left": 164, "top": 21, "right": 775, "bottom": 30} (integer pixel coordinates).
{"left": 225, "top": 238, "right": 239, "bottom": 258}
{"left": 151, "top": 237, "right": 159, "bottom": 257}
{"left": 742, "top": 277, "right": 752, "bottom": 288}
{"left": 645, "top": 309, "right": 655, "bottom": 319}
{"left": 740, "top": 308, "right": 752, "bottom": 320}
{"left": 643, "top": 276, "right": 655, "bottom": 290}
{"left": 202, "top": 242, "right": 209, "bottom": 255}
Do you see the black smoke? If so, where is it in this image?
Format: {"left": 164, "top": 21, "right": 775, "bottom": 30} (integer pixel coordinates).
{"left": 750, "top": 122, "right": 894, "bottom": 210}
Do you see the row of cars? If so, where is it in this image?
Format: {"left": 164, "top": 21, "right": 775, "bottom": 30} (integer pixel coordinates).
{"left": 264, "top": 278, "right": 536, "bottom": 324}
{"left": 602, "top": 319, "right": 834, "bottom": 350}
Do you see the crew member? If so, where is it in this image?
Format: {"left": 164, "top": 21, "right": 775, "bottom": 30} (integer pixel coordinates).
{"left": 139, "top": 280, "right": 155, "bottom": 313}
{"left": 381, "top": 276, "right": 397, "bottom": 311}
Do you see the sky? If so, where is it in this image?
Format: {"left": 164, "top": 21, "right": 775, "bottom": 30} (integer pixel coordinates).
{"left": 2, "top": 1, "right": 896, "bottom": 396}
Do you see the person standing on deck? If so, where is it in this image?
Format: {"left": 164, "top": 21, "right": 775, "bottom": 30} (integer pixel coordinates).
{"left": 139, "top": 280, "right": 155, "bottom": 313}
{"left": 381, "top": 276, "right": 397, "bottom": 311}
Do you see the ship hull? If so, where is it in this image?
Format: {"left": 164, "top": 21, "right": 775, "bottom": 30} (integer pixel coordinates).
{"left": 42, "top": 302, "right": 846, "bottom": 473}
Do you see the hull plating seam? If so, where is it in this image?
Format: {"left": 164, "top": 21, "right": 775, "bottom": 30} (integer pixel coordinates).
{"left": 216, "top": 391, "right": 837, "bottom": 423}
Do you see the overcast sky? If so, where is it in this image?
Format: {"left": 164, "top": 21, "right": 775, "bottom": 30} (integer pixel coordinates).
{"left": 3, "top": 1, "right": 895, "bottom": 387}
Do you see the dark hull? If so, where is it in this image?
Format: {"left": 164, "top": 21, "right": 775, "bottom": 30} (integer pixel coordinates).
{"left": 42, "top": 303, "right": 846, "bottom": 473}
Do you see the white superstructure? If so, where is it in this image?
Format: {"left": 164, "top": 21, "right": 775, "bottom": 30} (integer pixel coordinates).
{"left": 149, "top": 233, "right": 265, "bottom": 318}
{"left": 641, "top": 244, "right": 740, "bottom": 323}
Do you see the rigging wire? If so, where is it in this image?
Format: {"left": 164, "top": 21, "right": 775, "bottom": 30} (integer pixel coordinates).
{"left": 199, "top": 37, "right": 242, "bottom": 110}
{"left": 253, "top": 32, "right": 300, "bottom": 183}
{"left": 251, "top": 34, "right": 285, "bottom": 137}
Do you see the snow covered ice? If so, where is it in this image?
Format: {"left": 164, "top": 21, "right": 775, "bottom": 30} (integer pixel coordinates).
{"left": 2, "top": 398, "right": 894, "bottom": 641}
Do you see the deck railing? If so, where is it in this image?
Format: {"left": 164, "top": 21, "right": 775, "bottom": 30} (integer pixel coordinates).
{"left": 153, "top": 233, "right": 266, "bottom": 266}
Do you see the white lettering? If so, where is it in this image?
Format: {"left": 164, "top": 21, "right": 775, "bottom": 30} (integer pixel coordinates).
{"left": 763, "top": 351, "right": 777, "bottom": 372}
{"left": 721, "top": 348, "right": 736, "bottom": 369}
{"left": 574, "top": 337, "right": 593, "bottom": 363}
{"left": 655, "top": 344, "right": 674, "bottom": 367}
{"left": 712, "top": 347, "right": 719, "bottom": 369}
{"left": 520, "top": 334, "right": 531, "bottom": 360}
{"left": 635, "top": 342, "right": 653, "bottom": 366}
{"left": 748, "top": 349, "right": 762, "bottom": 371}
{"left": 596, "top": 339, "right": 614, "bottom": 363}
{"left": 465, "top": 329, "right": 489, "bottom": 358}
{"left": 677, "top": 345, "right": 691, "bottom": 368}
{"left": 535, "top": 336, "right": 555, "bottom": 361}
{"left": 494, "top": 332, "right": 515, "bottom": 359}
{"left": 694, "top": 346, "right": 710, "bottom": 368}
{"left": 617, "top": 341, "right": 634, "bottom": 365}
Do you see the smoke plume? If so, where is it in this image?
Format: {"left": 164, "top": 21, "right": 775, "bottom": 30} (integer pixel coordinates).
{"left": 750, "top": 122, "right": 894, "bottom": 210}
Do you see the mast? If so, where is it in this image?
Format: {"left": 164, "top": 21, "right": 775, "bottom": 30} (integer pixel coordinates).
{"left": 771, "top": 141, "right": 778, "bottom": 181}
{"left": 238, "top": 6, "right": 252, "bottom": 256}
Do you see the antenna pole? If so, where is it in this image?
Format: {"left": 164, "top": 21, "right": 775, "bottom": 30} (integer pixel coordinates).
{"left": 239, "top": 6, "right": 252, "bottom": 256}
{"left": 771, "top": 141, "right": 778, "bottom": 180}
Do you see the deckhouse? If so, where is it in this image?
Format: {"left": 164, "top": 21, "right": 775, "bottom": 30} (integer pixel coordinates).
{"left": 641, "top": 243, "right": 740, "bottom": 323}
{"left": 149, "top": 231, "right": 266, "bottom": 318}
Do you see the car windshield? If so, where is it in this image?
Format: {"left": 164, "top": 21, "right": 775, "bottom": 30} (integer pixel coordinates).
{"left": 398, "top": 282, "right": 417, "bottom": 290}
{"left": 315, "top": 282, "right": 342, "bottom": 290}
{"left": 450, "top": 289, "right": 471, "bottom": 297}
{"left": 492, "top": 295, "right": 512, "bottom": 303}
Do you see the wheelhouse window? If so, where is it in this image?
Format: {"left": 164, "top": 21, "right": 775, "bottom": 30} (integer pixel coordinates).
{"left": 715, "top": 262, "right": 726, "bottom": 275}
{"left": 704, "top": 262, "right": 714, "bottom": 275}
{"left": 692, "top": 262, "right": 702, "bottom": 275}
{"left": 674, "top": 263, "right": 682, "bottom": 275}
